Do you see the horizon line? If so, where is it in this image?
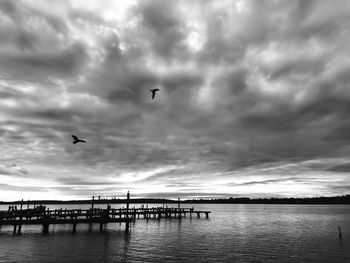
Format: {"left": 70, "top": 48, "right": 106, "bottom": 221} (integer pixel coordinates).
{"left": 1, "top": 194, "right": 349, "bottom": 204}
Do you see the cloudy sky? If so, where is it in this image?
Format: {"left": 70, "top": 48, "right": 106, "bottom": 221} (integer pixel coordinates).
{"left": 1, "top": 0, "right": 350, "bottom": 201}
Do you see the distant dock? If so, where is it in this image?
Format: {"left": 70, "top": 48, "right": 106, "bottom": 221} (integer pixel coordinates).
{"left": 0, "top": 193, "right": 211, "bottom": 235}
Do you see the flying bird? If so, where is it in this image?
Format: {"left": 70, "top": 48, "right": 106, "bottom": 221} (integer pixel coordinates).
{"left": 150, "top": 88, "right": 160, "bottom": 100}
{"left": 72, "top": 135, "right": 87, "bottom": 144}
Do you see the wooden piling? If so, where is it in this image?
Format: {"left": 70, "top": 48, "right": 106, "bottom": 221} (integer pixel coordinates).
{"left": 126, "top": 191, "right": 130, "bottom": 219}
{"left": 42, "top": 224, "right": 49, "bottom": 234}
{"left": 125, "top": 221, "right": 129, "bottom": 232}
{"left": 91, "top": 196, "right": 94, "bottom": 211}
{"left": 126, "top": 191, "right": 130, "bottom": 211}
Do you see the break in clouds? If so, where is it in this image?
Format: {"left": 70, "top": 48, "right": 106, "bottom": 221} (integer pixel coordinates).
{"left": 0, "top": 0, "right": 350, "bottom": 200}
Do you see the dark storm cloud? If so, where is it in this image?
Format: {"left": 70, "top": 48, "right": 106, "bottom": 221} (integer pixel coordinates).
{"left": 266, "top": 56, "right": 327, "bottom": 80}
{"left": 135, "top": 0, "right": 188, "bottom": 59}
{"left": 0, "top": 43, "right": 87, "bottom": 81}
{"left": 0, "top": 0, "right": 87, "bottom": 83}
{"left": 327, "top": 163, "right": 350, "bottom": 173}
{"left": 323, "top": 122, "right": 350, "bottom": 142}
{"left": 161, "top": 71, "right": 204, "bottom": 106}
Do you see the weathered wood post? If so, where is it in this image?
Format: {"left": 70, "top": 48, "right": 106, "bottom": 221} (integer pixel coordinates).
{"left": 18, "top": 199, "right": 23, "bottom": 234}
{"left": 91, "top": 196, "right": 95, "bottom": 213}
{"left": 43, "top": 224, "right": 49, "bottom": 234}
{"left": 125, "top": 192, "right": 130, "bottom": 233}
{"left": 126, "top": 191, "right": 130, "bottom": 219}
{"left": 178, "top": 197, "right": 181, "bottom": 218}
{"left": 125, "top": 220, "right": 129, "bottom": 232}
{"left": 43, "top": 219, "right": 49, "bottom": 234}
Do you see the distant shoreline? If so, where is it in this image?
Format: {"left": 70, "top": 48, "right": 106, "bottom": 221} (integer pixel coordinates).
{"left": 1, "top": 195, "right": 349, "bottom": 205}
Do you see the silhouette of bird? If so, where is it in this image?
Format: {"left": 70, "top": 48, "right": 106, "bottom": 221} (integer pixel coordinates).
{"left": 72, "top": 135, "right": 87, "bottom": 144}
{"left": 150, "top": 88, "right": 160, "bottom": 100}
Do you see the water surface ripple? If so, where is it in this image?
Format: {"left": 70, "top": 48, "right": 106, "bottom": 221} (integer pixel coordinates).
{"left": 0, "top": 204, "right": 349, "bottom": 262}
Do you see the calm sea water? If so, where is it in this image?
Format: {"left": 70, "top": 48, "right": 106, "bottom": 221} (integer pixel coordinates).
{"left": 0, "top": 204, "right": 349, "bottom": 263}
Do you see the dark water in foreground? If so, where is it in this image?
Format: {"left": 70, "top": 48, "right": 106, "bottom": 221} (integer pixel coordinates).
{"left": 0, "top": 204, "right": 349, "bottom": 262}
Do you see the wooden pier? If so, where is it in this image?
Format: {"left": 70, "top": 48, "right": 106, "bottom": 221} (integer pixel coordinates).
{"left": 119, "top": 206, "right": 211, "bottom": 220}
{"left": 0, "top": 206, "right": 211, "bottom": 235}
{"left": 0, "top": 206, "right": 132, "bottom": 234}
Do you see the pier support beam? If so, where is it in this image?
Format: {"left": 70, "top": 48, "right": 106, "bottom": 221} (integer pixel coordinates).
{"left": 13, "top": 225, "right": 17, "bottom": 235}
{"left": 126, "top": 191, "right": 130, "bottom": 218}
{"left": 42, "top": 224, "right": 49, "bottom": 234}
{"left": 72, "top": 223, "right": 77, "bottom": 233}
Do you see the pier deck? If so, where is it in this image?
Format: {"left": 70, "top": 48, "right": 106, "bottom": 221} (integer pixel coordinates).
{"left": 0, "top": 207, "right": 211, "bottom": 234}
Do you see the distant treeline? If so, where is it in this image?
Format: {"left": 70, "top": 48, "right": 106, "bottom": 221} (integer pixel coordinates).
{"left": 182, "top": 195, "right": 350, "bottom": 204}
{"left": 1, "top": 195, "right": 350, "bottom": 205}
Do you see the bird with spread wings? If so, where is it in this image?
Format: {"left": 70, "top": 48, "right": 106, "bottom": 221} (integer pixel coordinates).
{"left": 72, "top": 135, "right": 87, "bottom": 144}
{"left": 150, "top": 88, "right": 160, "bottom": 100}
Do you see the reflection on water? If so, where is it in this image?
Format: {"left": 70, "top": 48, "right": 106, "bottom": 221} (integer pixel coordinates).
{"left": 0, "top": 204, "right": 350, "bottom": 262}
